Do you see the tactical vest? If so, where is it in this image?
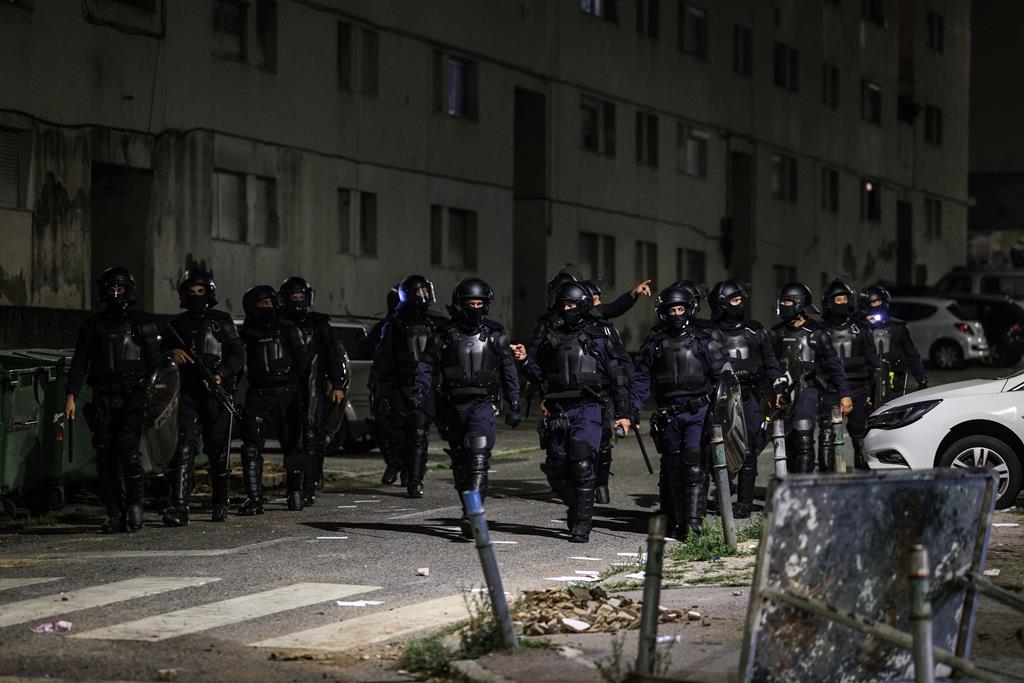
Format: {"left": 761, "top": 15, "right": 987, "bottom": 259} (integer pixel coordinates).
{"left": 393, "top": 314, "right": 435, "bottom": 377}
{"left": 872, "top": 325, "right": 898, "bottom": 364}
{"left": 830, "top": 323, "right": 870, "bottom": 381}
{"left": 651, "top": 332, "right": 709, "bottom": 401}
{"left": 440, "top": 327, "right": 500, "bottom": 399}
{"left": 710, "top": 326, "right": 762, "bottom": 383}
{"left": 543, "top": 329, "right": 604, "bottom": 399}
{"left": 244, "top": 326, "right": 296, "bottom": 388}
{"left": 178, "top": 316, "right": 224, "bottom": 369}
{"left": 90, "top": 316, "right": 146, "bottom": 381}
{"left": 774, "top": 326, "right": 818, "bottom": 380}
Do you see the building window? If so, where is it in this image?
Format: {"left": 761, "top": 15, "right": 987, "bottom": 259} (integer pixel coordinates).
{"left": 361, "top": 28, "right": 379, "bottom": 96}
{"left": 337, "top": 22, "right": 352, "bottom": 91}
{"left": 580, "top": 96, "right": 616, "bottom": 157}
{"left": 213, "top": 170, "right": 246, "bottom": 242}
{"left": 675, "top": 248, "right": 706, "bottom": 283}
{"left": 678, "top": 4, "right": 708, "bottom": 58}
{"left": 430, "top": 205, "right": 477, "bottom": 270}
{"left": 860, "top": 177, "right": 881, "bottom": 222}
{"left": 581, "top": 0, "right": 618, "bottom": 23}
{"left": 359, "top": 192, "right": 378, "bottom": 256}
{"left": 821, "top": 63, "right": 839, "bottom": 109}
{"left": 636, "top": 0, "right": 659, "bottom": 39}
{"left": 862, "top": 0, "right": 884, "bottom": 26}
{"left": 0, "top": 128, "right": 21, "bottom": 209}
{"left": 249, "top": 176, "right": 278, "bottom": 246}
{"left": 635, "top": 240, "right": 658, "bottom": 283}
{"left": 773, "top": 43, "right": 799, "bottom": 92}
{"left": 861, "top": 79, "right": 882, "bottom": 124}
{"left": 732, "top": 24, "right": 752, "bottom": 76}
{"left": 772, "top": 154, "right": 798, "bottom": 202}
{"left": 434, "top": 52, "right": 478, "bottom": 119}
{"left": 578, "top": 231, "right": 616, "bottom": 287}
{"left": 773, "top": 265, "right": 798, "bottom": 289}
{"left": 924, "top": 105, "right": 943, "bottom": 145}
{"left": 676, "top": 123, "right": 709, "bottom": 178}
{"left": 926, "top": 11, "right": 945, "bottom": 53}
{"left": 635, "top": 111, "right": 659, "bottom": 168}
{"left": 212, "top": 0, "right": 247, "bottom": 61}
{"left": 112, "top": 0, "right": 157, "bottom": 9}
{"left": 337, "top": 189, "right": 352, "bottom": 254}
{"left": 925, "top": 197, "right": 942, "bottom": 238}
{"left": 256, "top": 0, "right": 277, "bottom": 71}
{"left": 820, "top": 167, "right": 839, "bottom": 212}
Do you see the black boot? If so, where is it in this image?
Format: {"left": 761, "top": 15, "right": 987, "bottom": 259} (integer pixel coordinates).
{"left": 303, "top": 449, "right": 321, "bottom": 506}
{"left": 211, "top": 473, "right": 230, "bottom": 522}
{"left": 98, "top": 459, "right": 125, "bottom": 534}
{"left": 657, "top": 464, "right": 678, "bottom": 532}
{"left": 791, "top": 429, "right": 816, "bottom": 474}
{"left": 852, "top": 438, "right": 869, "bottom": 471}
{"left": 595, "top": 442, "right": 612, "bottom": 505}
{"left": 682, "top": 450, "right": 706, "bottom": 539}
{"left": 733, "top": 449, "right": 757, "bottom": 519}
{"left": 664, "top": 454, "right": 690, "bottom": 540}
{"left": 569, "top": 487, "right": 595, "bottom": 543}
{"left": 406, "top": 427, "right": 429, "bottom": 498}
{"left": 817, "top": 426, "right": 836, "bottom": 473}
{"left": 124, "top": 472, "right": 146, "bottom": 532}
{"left": 287, "top": 470, "right": 304, "bottom": 511}
{"left": 463, "top": 449, "right": 490, "bottom": 539}
{"left": 161, "top": 448, "right": 192, "bottom": 527}
{"left": 238, "top": 447, "right": 264, "bottom": 516}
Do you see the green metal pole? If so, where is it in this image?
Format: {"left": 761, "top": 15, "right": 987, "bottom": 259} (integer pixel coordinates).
{"left": 711, "top": 425, "right": 737, "bottom": 549}
{"left": 462, "top": 490, "right": 517, "bottom": 651}
{"left": 911, "top": 545, "right": 935, "bottom": 683}
{"left": 831, "top": 405, "right": 847, "bottom": 474}
{"left": 635, "top": 514, "right": 668, "bottom": 676}
{"left": 771, "top": 418, "right": 788, "bottom": 477}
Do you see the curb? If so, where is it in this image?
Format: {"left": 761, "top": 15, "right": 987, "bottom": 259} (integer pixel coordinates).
{"left": 449, "top": 659, "right": 516, "bottom": 683}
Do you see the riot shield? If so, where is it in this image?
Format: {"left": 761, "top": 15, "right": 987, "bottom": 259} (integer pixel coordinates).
{"left": 776, "top": 344, "right": 807, "bottom": 421}
{"left": 712, "top": 363, "right": 748, "bottom": 475}
{"left": 874, "top": 357, "right": 893, "bottom": 408}
{"left": 142, "top": 353, "right": 180, "bottom": 472}
{"left": 308, "top": 353, "right": 350, "bottom": 452}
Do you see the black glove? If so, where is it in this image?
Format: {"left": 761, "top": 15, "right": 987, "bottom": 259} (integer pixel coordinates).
{"left": 916, "top": 379, "right": 928, "bottom": 391}
{"left": 505, "top": 403, "right": 522, "bottom": 428}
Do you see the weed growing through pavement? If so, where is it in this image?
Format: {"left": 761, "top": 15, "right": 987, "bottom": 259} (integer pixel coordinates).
{"left": 667, "top": 514, "right": 763, "bottom": 563}
{"left": 595, "top": 631, "right": 676, "bottom": 683}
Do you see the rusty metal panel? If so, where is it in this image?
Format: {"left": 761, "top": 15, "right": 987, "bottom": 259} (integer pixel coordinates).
{"left": 740, "top": 469, "right": 996, "bottom": 682}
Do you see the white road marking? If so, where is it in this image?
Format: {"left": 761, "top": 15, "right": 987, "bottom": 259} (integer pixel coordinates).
{"left": 545, "top": 576, "right": 598, "bottom": 582}
{"left": 315, "top": 537, "right": 348, "bottom": 540}
{"left": 491, "top": 541, "right": 518, "bottom": 545}
{"left": 336, "top": 600, "right": 384, "bottom": 607}
{"left": 336, "top": 505, "right": 358, "bottom": 509}
{"left": 250, "top": 594, "right": 468, "bottom": 650}
{"left": 569, "top": 556, "right": 603, "bottom": 561}
{"left": 0, "top": 577, "right": 218, "bottom": 629}
{"left": 353, "top": 500, "right": 380, "bottom": 503}
{"left": 0, "top": 577, "right": 63, "bottom": 592}
{"left": 387, "top": 506, "right": 461, "bottom": 520}
{"left": 73, "top": 583, "right": 380, "bottom": 642}
{"left": 8, "top": 538, "right": 298, "bottom": 561}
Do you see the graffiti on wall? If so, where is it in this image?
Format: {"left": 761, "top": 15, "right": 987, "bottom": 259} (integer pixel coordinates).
{"left": 968, "top": 230, "right": 1024, "bottom": 269}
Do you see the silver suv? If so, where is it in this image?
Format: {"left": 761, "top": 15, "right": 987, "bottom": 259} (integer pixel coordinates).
{"left": 890, "top": 297, "right": 989, "bottom": 370}
{"left": 935, "top": 269, "right": 1024, "bottom": 307}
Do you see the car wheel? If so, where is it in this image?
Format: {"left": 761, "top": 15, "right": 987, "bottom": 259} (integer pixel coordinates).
{"left": 930, "top": 341, "right": 965, "bottom": 370}
{"left": 938, "top": 435, "right": 1023, "bottom": 509}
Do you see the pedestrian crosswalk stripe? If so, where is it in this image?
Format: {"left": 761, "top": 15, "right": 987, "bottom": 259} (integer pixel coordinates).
{"left": 249, "top": 594, "right": 467, "bottom": 651}
{"left": 0, "top": 577, "right": 63, "bottom": 592}
{"left": 0, "top": 577, "right": 218, "bottom": 629}
{"left": 73, "top": 583, "right": 380, "bottom": 642}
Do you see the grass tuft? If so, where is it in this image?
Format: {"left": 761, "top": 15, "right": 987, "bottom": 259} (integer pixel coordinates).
{"left": 667, "top": 514, "right": 763, "bottom": 563}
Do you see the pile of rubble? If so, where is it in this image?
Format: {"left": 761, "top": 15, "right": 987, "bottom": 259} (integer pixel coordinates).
{"left": 512, "top": 586, "right": 683, "bottom": 635}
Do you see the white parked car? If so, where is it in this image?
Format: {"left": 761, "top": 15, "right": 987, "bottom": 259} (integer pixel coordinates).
{"left": 889, "top": 296, "right": 990, "bottom": 370}
{"left": 863, "top": 373, "right": 1024, "bottom": 508}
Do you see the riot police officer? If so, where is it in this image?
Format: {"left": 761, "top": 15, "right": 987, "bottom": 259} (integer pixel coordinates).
{"left": 707, "top": 280, "right": 786, "bottom": 518}
{"left": 861, "top": 284, "right": 927, "bottom": 396}
{"left": 280, "top": 276, "right": 349, "bottom": 505}
{"left": 768, "top": 283, "right": 850, "bottom": 474}
{"left": 238, "top": 285, "right": 309, "bottom": 513}
{"left": 365, "top": 285, "right": 404, "bottom": 485}
{"left": 65, "top": 268, "right": 160, "bottom": 533}
{"left": 161, "top": 270, "right": 245, "bottom": 526}
{"left": 821, "top": 279, "right": 881, "bottom": 471}
{"left": 632, "top": 285, "right": 723, "bottom": 540}
{"left": 670, "top": 281, "right": 712, "bottom": 331}
{"left": 414, "top": 277, "right": 522, "bottom": 537}
{"left": 371, "top": 275, "right": 447, "bottom": 498}
{"left": 519, "top": 280, "right": 631, "bottom": 543}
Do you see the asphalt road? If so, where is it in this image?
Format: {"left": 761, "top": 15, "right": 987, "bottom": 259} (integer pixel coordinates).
{"left": 0, "top": 360, "right": 1018, "bottom": 682}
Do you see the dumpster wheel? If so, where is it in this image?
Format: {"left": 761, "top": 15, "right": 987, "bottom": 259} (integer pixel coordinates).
{"left": 0, "top": 498, "right": 16, "bottom": 520}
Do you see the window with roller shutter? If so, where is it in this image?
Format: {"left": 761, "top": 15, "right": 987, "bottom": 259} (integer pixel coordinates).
{"left": 0, "top": 128, "right": 18, "bottom": 208}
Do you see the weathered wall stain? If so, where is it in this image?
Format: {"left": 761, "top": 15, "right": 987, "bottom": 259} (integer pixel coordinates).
{"left": 0, "top": 264, "right": 28, "bottom": 306}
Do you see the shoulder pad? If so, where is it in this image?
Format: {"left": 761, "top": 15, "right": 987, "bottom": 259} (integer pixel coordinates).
{"left": 206, "top": 309, "right": 232, "bottom": 321}
{"left": 307, "top": 312, "right": 331, "bottom": 325}
{"left": 744, "top": 319, "right": 764, "bottom": 331}
{"left": 483, "top": 318, "right": 504, "bottom": 333}
{"left": 802, "top": 318, "right": 824, "bottom": 331}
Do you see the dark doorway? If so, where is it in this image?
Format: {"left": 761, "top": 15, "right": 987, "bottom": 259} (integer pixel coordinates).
{"left": 512, "top": 87, "right": 548, "bottom": 341}
{"left": 897, "top": 200, "right": 913, "bottom": 285}
{"left": 726, "top": 150, "right": 755, "bottom": 291}
{"left": 90, "top": 162, "right": 153, "bottom": 311}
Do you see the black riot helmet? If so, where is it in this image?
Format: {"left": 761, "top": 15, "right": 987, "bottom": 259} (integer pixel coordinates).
{"left": 96, "top": 267, "right": 136, "bottom": 310}
{"left": 178, "top": 269, "right": 217, "bottom": 312}
{"left": 776, "top": 282, "right": 816, "bottom": 323}
{"left": 546, "top": 272, "right": 578, "bottom": 308}
{"left": 823, "top": 278, "right": 857, "bottom": 319}
{"left": 656, "top": 285, "right": 696, "bottom": 330}
{"left": 279, "top": 276, "right": 314, "bottom": 315}
{"left": 385, "top": 285, "right": 400, "bottom": 314}
{"left": 242, "top": 284, "right": 279, "bottom": 323}
{"left": 708, "top": 280, "right": 748, "bottom": 322}
{"left": 398, "top": 274, "right": 435, "bottom": 309}
{"left": 860, "top": 284, "right": 892, "bottom": 323}
{"left": 448, "top": 277, "right": 494, "bottom": 328}
{"left": 671, "top": 280, "right": 705, "bottom": 317}
{"left": 555, "top": 281, "right": 592, "bottom": 327}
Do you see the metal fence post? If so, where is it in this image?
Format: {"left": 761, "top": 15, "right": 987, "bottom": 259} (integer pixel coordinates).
{"left": 771, "top": 419, "right": 788, "bottom": 477}
{"left": 462, "top": 490, "right": 517, "bottom": 651}
{"left": 831, "top": 406, "right": 847, "bottom": 474}
{"left": 711, "top": 425, "right": 737, "bottom": 549}
{"left": 635, "top": 514, "right": 668, "bottom": 676}
{"left": 910, "top": 545, "right": 935, "bottom": 683}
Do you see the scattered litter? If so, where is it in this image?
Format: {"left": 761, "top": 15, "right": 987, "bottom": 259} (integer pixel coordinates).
{"left": 574, "top": 570, "right": 600, "bottom": 576}
{"left": 439, "top": 526, "right": 462, "bottom": 532}
{"left": 738, "top": 540, "right": 759, "bottom": 551}
{"left": 31, "top": 620, "right": 72, "bottom": 633}
{"left": 416, "top": 567, "right": 430, "bottom": 576}
{"left": 514, "top": 586, "right": 683, "bottom": 635}
{"left": 570, "top": 556, "right": 603, "bottom": 562}
{"left": 993, "top": 523, "right": 1020, "bottom": 528}
{"left": 546, "top": 576, "right": 598, "bottom": 582}
{"left": 156, "top": 670, "right": 178, "bottom": 681}
{"left": 624, "top": 572, "right": 646, "bottom": 580}
{"left": 316, "top": 536, "right": 348, "bottom": 540}
{"left": 731, "top": 590, "right": 743, "bottom": 596}
{"left": 686, "top": 610, "right": 702, "bottom": 620}
{"left": 657, "top": 634, "right": 682, "bottom": 644}
{"left": 336, "top": 600, "right": 384, "bottom": 607}
{"left": 983, "top": 568, "right": 1001, "bottom": 577}
{"left": 492, "top": 540, "right": 518, "bottom": 545}
{"left": 701, "top": 617, "right": 711, "bottom": 627}
{"left": 465, "top": 588, "right": 512, "bottom": 596}
{"left": 336, "top": 505, "right": 358, "bottom": 509}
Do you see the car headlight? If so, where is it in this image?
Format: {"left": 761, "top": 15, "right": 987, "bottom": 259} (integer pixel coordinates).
{"left": 867, "top": 400, "right": 942, "bottom": 431}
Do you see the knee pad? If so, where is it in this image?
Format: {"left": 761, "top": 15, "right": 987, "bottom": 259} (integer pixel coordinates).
{"left": 571, "top": 458, "right": 595, "bottom": 486}
{"left": 241, "top": 444, "right": 260, "bottom": 463}
{"left": 467, "top": 451, "right": 489, "bottom": 475}
{"left": 681, "top": 448, "right": 703, "bottom": 467}
{"left": 819, "top": 425, "right": 835, "bottom": 447}
{"left": 792, "top": 418, "right": 815, "bottom": 433}
{"left": 568, "top": 440, "right": 593, "bottom": 463}
{"left": 464, "top": 434, "right": 488, "bottom": 452}
{"left": 174, "top": 443, "right": 196, "bottom": 467}
{"left": 793, "top": 430, "right": 814, "bottom": 454}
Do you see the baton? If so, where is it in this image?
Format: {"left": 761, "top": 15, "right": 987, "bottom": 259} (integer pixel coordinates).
{"left": 616, "top": 421, "right": 654, "bottom": 475}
